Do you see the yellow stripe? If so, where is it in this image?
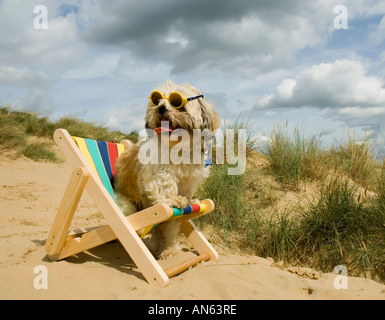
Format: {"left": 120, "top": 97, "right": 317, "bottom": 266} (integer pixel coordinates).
{"left": 72, "top": 137, "right": 98, "bottom": 175}
{"left": 198, "top": 203, "right": 206, "bottom": 213}
{"left": 139, "top": 225, "right": 154, "bottom": 239}
{"left": 117, "top": 143, "right": 125, "bottom": 156}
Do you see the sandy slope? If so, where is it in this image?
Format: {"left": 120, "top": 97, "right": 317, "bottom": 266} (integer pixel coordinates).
{"left": 0, "top": 154, "right": 384, "bottom": 300}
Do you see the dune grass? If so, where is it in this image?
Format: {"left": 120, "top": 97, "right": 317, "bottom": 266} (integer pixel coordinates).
{"left": 330, "top": 129, "right": 378, "bottom": 188}
{"left": 198, "top": 120, "right": 385, "bottom": 283}
{"left": 0, "top": 125, "right": 26, "bottom": 149}
{"left": 0, "top": 105, "right": 138, "bottom": 161}
{"left": 265, "top": 122, "right": 328, "bottom": 190}
{"left": 197, "top": 164, "right": 246, "bottom": 242}
{"left": 54, "top": 116, "right": 138, "bottom": 142}
{"left": 15, "top": 142, "right": 59, "bottom": 162}
{"left": 253, "top": 174, "right": 385, "bottom": 282}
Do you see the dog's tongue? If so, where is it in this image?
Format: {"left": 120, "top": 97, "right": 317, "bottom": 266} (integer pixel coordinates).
{"left": 154, "top": 127, "right": 174, "bottom": 135}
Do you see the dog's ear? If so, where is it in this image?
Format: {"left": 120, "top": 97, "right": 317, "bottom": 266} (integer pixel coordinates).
{"left": 199, "top": 98, "right": 220, "bottom": 132}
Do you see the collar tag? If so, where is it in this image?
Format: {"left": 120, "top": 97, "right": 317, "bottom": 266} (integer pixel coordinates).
{"left": 204, "top": 140, "right": 212, "bottom": 167}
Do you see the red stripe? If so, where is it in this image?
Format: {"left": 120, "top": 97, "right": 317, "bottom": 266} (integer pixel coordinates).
{"left": 107, "top": 142, "right": 119, "bottom": 176}
{"left": 190, "top": 204, "right": 200, "bottom": 213}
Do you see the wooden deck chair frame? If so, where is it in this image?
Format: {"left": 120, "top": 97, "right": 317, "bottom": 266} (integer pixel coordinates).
{"left": 45, "top": 129, "right": 219, "bottom": 287}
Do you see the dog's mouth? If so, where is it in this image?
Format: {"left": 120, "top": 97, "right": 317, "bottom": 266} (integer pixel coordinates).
{"left": 154, "top": 126, "right": 173, "bottom": 135}
{"left": 154, "top": 120, "right": 183, "bottom": 135}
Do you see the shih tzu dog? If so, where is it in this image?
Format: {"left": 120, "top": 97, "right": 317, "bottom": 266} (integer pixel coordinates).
{"left": 114, "top": 80, "right": 220, "bottom": 259}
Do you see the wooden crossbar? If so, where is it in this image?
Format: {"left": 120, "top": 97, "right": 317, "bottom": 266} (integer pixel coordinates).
{"left": 164, "top": 253, "right": 210, "bottom": 278}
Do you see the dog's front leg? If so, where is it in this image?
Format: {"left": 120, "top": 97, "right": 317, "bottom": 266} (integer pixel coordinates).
{"left": 142, "top": 170, "right": 188, "bottom": 209}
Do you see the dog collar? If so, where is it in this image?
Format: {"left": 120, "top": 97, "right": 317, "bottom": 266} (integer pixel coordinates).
{"left": 204, "top": 140, "right": 212, "bottom": 167}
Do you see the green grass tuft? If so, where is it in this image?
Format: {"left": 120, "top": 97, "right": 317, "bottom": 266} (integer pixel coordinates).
{"left": 197, "top": 164, "right": 246, "bottom": 244}
{"left": 15, "top": 142, "right": 61, "bottom": 162}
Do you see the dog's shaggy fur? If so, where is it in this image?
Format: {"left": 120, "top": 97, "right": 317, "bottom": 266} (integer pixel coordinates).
{"left": 114, "top": 80, "right": 220, "bottom": 258}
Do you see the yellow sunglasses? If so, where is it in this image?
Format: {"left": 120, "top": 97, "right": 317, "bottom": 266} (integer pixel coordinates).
{"left": 148, "top": 91, "right": 204, "bottom": 109}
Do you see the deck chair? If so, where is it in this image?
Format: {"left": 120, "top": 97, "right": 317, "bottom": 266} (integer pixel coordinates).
{"left": 45, "top": 129, "right": 219, "bottom": 287}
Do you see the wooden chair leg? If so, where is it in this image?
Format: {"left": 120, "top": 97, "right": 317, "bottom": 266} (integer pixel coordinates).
{"left": 45, "top": 167, "right": 89, "bottom": 260}
{"left": 180, "top": 220, "right": 219, "bottom": 261}
{"left": 163, "top": 212, "right": 219, "bottom": 279}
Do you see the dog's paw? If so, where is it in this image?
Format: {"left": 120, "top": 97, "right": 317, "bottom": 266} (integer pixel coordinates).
{"left": 190, "top": 198, "right": 201, "bottom": 205}
{"left": 165, "top": 195, "right": 189, "bottom": 208}
{"left": 159, "top": 244, "right": 181, "bottom": 260}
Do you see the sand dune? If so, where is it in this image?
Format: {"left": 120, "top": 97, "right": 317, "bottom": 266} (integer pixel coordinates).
{"left": 0, "top": 154, "right": 384, "bottom": 300}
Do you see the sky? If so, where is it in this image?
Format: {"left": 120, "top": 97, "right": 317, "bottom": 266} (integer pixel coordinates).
{"left": 0, "top": 0, "right": 384, "bottom": 157}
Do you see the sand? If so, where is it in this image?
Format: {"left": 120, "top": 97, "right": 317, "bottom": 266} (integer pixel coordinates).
{"left": 0, "top": 154, "right": 384, "bottom": 300}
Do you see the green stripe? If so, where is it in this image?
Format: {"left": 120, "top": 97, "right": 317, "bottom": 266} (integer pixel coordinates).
{"left": 172, "top": 207, "right": 184, "bottom": 217}
{"left": 84, "top": 138, "right": 115, "bottom": 199}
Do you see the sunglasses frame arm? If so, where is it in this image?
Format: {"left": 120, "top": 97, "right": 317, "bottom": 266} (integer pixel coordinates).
{"left": 187, "top": 94, "right": 204, "bottom": 101}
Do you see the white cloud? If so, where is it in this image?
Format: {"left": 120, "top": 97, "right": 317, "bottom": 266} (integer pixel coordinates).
{"left": 341, "top": 0, "right": 385, "bottom": 18}
{"left": 17, "top": 88, "right": 56, "bottom": 115}
{"left": 368, "top": 15, "right": 385, "bottom": 47}
{"left": 254, "top": 59, "right": 385, "bottom": 110}
{"left": 83, "top": 0, "right": 335, "bottom": 76}
{"left": 0, "top": 1, "right": 87, "bottom": 115}
{"left": 254, "top": 59, "right": 385, "bottom": 157}
{"left": 0, "top": 66, "right": 47, "bottom": 87}
{"left": 63, "top": 52, "right": 121, "bottom": 80}
{"left": 276, "top": 79, "right": 297, "bottom": 100}
{"left": 0, "top": 1, "right": 85, "bottom": 70}
{"left": 165, "top": 26, "right": 189, "bottom": 48}
{"left": 106, "top": 104, "right": 145, "bottom": 133}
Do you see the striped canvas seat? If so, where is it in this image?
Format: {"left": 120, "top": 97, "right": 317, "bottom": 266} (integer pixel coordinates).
{"left": 72, "top": 137, "right": 125, "bottom": 199}
{"left": 72, "top": 136, "right": 207, "bottom": 237}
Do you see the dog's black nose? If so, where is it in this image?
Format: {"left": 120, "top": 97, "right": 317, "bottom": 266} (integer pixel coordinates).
{"left": 158, "top": 106, "right": 167, "bottom": 115}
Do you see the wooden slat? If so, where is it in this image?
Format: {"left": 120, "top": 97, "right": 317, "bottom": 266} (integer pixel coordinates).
{"left": 170, "top": 199, "right": 215, "bottom": 223}
{"left": 56, "top": 203, "right": 171, "bottom": 260}
{"left": 65, "top": 226, "right": 101, "bottom": 240}
{"left": 54, "top": 129, "right": 170, "bottom": 288}
{"left": 45, "top": 167, "right": 89, "bottom": 260}
{"left": 139, "top": 199, "right": 214, "bottom": 238}
{"left": 164, "top": 253, "right": 210, "bottom": 278}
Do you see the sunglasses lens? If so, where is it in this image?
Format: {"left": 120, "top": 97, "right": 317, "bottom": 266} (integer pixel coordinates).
{"left": 150, "top": 91, "right": 163, "bottom": 105}
{"left": 169, "top": 92, "right": 183, "bottom": 109}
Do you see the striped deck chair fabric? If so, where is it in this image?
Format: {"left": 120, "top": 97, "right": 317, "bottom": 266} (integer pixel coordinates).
{"left": 72, "top": 137, "right": 125, "bottom": 199}
{"left": 72, "top": 136, "right": 208, "bottom": 237}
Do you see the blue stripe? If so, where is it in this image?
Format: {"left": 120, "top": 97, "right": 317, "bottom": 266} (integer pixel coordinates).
{"left": 97, "top": 140, "right": 114, "bottom": 187}
{"left": 183, "top": 205, "right": 193, "bottom": 215}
